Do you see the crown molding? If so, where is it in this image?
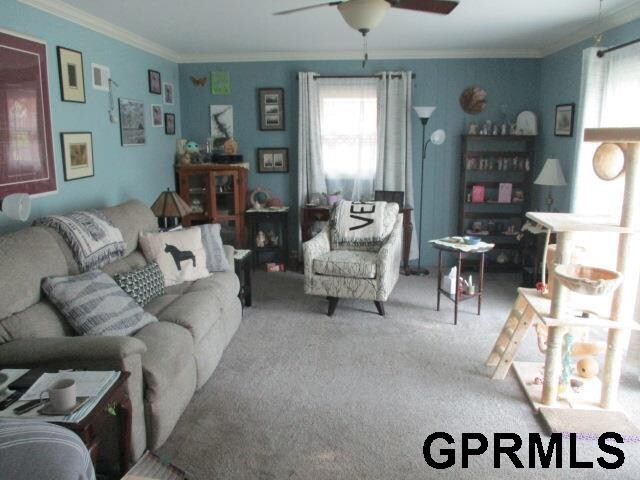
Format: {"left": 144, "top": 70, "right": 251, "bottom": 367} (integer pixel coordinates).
{"left": 540, "top": 1, "right": 640, "bottom": 57}
{"left": 178, "top": 48, "right": 543, "bottom": 64}
{"left": 18, "top": 0, "right": 181, "bottom": 62}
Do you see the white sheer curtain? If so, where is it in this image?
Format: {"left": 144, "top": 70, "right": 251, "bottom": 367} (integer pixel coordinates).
{"left": 317, "top": 77, "right": 378, "bottom": 201}
{"left": 572, "top": 44, "right": 640, "bottom": 364}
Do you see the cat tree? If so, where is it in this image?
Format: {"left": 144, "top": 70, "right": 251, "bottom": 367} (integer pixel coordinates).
{"left": 487, "top": 128, "right": 640, "bottom": 434}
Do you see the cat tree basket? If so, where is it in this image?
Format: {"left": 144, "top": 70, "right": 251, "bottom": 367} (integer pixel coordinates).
{"left": 554, "top": 264, "right": 622, "bottom": 296}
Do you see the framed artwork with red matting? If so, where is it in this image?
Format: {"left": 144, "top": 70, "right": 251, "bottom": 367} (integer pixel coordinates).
{"left": 0, "top": 30, "right": 57, "bottom": 197}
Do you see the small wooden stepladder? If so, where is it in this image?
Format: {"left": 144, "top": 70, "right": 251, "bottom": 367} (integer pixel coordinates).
{"left": 485, "top": 292, "right": 535, "bottom": 379}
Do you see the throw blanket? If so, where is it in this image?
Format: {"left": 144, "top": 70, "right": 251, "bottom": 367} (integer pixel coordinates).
{"left": 331, "top": 201, "right": 388, "bottom": 249}
{"left": 35, "top": 210, "right": 126, "bottom": 272}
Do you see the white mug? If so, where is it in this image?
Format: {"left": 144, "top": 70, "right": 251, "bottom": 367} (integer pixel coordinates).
{"left": 40, "top": 379, "right": 76, "bottom": 412}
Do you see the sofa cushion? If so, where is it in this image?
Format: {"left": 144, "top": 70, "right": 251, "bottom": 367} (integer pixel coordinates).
{"left": 313, "top": 250, "right": 378, "bottom": 279}
{"left": 0, "top": 301, "right": 74, "bottom": 344}
{"left": 188, "top": 271, "right": 240, "bottom": 300}
{"left": 139, "top": 229, "right": 209, "bottom": 286}
{"left": 114, "top": 262, "right": 165, "bottom": 307}
{"left": 43, "top": 271, "right": 157, "bottom": 336}
{"left": 198, "top": 224, "right": 231, "bottom": 272}
{"left": 134, "top": 321, "right": 194, "bottom": 401}
{"left": 330, "top": 201, "right": 399, "bottom": 252}
{"left": 101, "top": 251, "right": 148, "bottom": 278}
{"left": 103, "top": 200, "right": 158, "bottom": 256}
{"left": 154, "top": 290, "right": 222, "bottom": 344}
{"left": 0, "top": 227, "right": 71, "bottom": 320}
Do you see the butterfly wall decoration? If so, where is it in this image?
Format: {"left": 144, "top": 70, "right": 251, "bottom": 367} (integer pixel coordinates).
{"left": 190, "top": 76, "right": 207, "bottom": 87}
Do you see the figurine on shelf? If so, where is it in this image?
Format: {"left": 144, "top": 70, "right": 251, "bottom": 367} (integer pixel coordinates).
{"left": 268, "top": 231, "right": 279, "bottom": 246}
{"left": 185, "top": 140, "right": 202, "bottom": 164}
{"left": 223, "top": 138, "right": 238, "bottom": 155}
{"left": 256, "top": 230, "right": 267, "bottom": 248}
{"left": 468, "top": 123, "right": 479, "bottom": 135}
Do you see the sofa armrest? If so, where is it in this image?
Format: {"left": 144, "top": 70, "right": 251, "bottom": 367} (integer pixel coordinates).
{"left": 0, "top": 336, "right": 147, "bottom": 367}
{"left": 303, "top": 227, "right": 331, "bottom": 276}
{"left": 223, "top": 244, "right": 235, "bottom": 270}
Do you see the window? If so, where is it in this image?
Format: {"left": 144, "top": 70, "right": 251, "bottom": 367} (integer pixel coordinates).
{"left": 317, "top": 78, "right": 378, "bottom": 201}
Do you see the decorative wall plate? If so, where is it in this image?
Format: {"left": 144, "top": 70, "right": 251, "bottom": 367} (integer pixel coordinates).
{"left": 459, "top": 86, "right": 487, "bottom": 114}
{"left": 516, "top": 110, "right": 538, "bottom": 135}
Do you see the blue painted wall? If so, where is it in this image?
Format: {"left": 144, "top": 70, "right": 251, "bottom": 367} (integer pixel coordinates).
{"left": 537, "top": 19, "right": 640, "bottom": 212}
{"left": 0, "top": 0, "right": 181, "bottom": 233}
{"left": 179, "top": 58, "right": 540, "bottom": 265}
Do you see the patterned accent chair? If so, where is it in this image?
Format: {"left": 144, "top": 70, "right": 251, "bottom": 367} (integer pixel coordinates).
{"left": 303, "top": 202, "right": 403, "bottom": 316}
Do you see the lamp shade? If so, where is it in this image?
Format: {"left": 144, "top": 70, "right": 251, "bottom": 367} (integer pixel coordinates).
{"left": 430, "top": 129, "right": 446, "bottom": 146}
{"left": 414, "top": 106, "right": 436, "bottom": 119}
{"left": 151, "top": 190, "right": 191, "bottom": 218}
{"left": 337, "top": 0, "right": 390, "bottom": 33}
{"left": 1, "top": 193, "right": 31, "bottom": 222}
{"left": 534, "top": 158, "right": 567, "bottom": 186}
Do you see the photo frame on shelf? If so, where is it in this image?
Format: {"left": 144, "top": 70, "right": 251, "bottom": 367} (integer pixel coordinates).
{"left": 57, "top": 46, "right": 85, "bottom": 103}
{"left": 258, "top": 88, "right": 284, "bottom": 131}
{"left": 165, "top": 113, "right": 176, "bottom": 135}
{"left": 151, "top": 104, "right": 163, "bottom": 127}
{"left": 0, "top": 31, "right": 57, "bottom": 196}
{"left": 119, "top": 98, "right": 146, "bottom": 146}
{"left": 61, "top": 132, "right": 94, "bottom": 181}
{"left": 257, "top": 148, "right": 288, "bottom": 173}
{"left": 554, "top": 103, "right": 575, "bottom": 137}
{"left": 148, "top": 69, "right": 161, "bottom": 94}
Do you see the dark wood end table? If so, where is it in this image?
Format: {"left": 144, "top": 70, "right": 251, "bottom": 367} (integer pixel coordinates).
{"left": 234, "top": 249, "right": 253, "bottom": 308}
{"left": 433, "top": 243, "right": 493, "bottom": 325}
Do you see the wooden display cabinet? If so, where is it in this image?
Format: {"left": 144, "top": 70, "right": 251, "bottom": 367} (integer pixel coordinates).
{"left": 176, "top": 165, "right": 248, "bottom": 247}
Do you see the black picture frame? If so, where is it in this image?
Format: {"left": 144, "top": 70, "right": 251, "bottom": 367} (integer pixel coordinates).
{"left": 554, "top": 103, "right": 575, "bottom": 137}
{"left": 57, "top": 46, "right": 86, "bottom": 103}
{"left": 60, "top": 131, "right": 94, "bottom": 181}
{"left": 148, "top": 69, "right": 162, "bottom": 94}
{"left": 258, "top": 88, "right": 285, "bottom": 131}
{"left": 257, "top": 148, "right": 288, "bottom": 173}
{"left": 164, "top": 113, "right": 176, "bottom": 135}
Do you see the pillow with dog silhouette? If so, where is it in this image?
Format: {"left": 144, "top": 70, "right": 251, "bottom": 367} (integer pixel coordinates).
{"left": 139, "top": 228, "right": 209, "bottom": 286}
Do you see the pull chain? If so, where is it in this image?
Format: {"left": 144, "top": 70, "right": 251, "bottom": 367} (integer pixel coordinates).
{"left": 594, "top": 0, "right": 603, "bottom": 45}
{"left": 362, "top": 32, "right": 368, "bottom": 68}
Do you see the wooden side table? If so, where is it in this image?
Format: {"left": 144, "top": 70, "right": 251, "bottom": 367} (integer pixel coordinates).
{"left": 433, "top": 243, "right": 493, "bottom": 325}
{"left": 301, "top": 205, "right": 413, "bottom": 275}
{"left": 234, "top": 249, "right": 252, "bottom": 308}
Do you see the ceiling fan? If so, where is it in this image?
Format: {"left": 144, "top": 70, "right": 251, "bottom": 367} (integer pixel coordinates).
{"left": 274, "top": 0, "right": 459, "bottom": 36}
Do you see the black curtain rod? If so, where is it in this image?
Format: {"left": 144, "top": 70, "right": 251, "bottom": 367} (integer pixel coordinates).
{"left": 295, "top": 73, "right": 416, "bottom": 80}
{"left": 597, "top": 37, "right": 640, "bottom": 57}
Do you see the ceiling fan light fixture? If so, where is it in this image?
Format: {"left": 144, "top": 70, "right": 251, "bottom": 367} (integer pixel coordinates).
{"left": 337, "top": 0, "right": 390, "bottom": 34}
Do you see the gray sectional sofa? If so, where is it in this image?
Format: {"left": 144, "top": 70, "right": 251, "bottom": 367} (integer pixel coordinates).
{"left": 0, "top": 200, "right": 242, "bottom": 459}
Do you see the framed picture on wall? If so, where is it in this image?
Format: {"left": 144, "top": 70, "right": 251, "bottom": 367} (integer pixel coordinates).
{"left": 91, "top": 63, "right": 110, "bottom": 91}
{"left": 257, "top": 148, "right": 288, "bottom": 173}
{"left": 163, "top": 82, "right": 174, "bottom": 105}
{"left": 119, "top": 98, "right": 146, "bottom": 146}
{"left": 165, "top": 113, "right": 176, "bottom": 135}
{"left": 554, "top": 103, "right": 575, "bottom": 137}
{"left": 60, "top": 132, "right": 94, "bottom": 181}
{"left": 258, "top": 88, "right": 284, "bottom": 131}
{"left": 57, "top": 46, "right": 86, "bottom": 103}
{"left": 148, "top": 69, "right": 161, "bottom": 94}
{"left": 0, "top": 30, "right": 57, "bottom": 196}
{"left": 151, "top": 104, "right": 163, "bottom": 127}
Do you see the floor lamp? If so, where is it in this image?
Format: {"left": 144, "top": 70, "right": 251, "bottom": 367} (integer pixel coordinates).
{"left": 534, "top": 158, "right": 567, "bottom": 212}
{"left": 413, "top": 106, "right": 446, "bottom": 275}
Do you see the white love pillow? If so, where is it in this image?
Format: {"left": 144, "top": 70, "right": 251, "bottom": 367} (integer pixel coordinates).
{"left": 139, "top": 229, "right": 209, "bottom": 286}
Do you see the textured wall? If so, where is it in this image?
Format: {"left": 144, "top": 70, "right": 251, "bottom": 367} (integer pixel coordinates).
{"left": 0, "top": 0, "right": 181, "bottom": 233}
{"left": 179, "top": 58, "right": 540, "bottom": 265}
{"left": 537, "top": 19, "right": 640, "bottom": 212}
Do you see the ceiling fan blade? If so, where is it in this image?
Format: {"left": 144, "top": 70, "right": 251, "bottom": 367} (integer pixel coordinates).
{"left": 273, "top": 1, "right": 342, "bottom": 15}
{"left": 386, "top": 0, "right": 459, "bottom": 15}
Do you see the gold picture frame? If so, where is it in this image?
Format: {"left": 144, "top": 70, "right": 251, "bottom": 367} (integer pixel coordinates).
{"left": 61, "top": 132, "right": 94, "bottom": 181}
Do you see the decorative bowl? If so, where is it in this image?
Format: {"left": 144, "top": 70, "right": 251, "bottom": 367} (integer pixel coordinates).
{"left": 464, "top": 236, "right": 481, "bottom": 245}
{"left": 554, "top": 264, "right": 622, "bottom": 296}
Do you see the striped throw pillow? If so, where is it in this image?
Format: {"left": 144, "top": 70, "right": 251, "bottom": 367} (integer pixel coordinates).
{"left": 42, "top": 271, "right": 157, "bottom": 336}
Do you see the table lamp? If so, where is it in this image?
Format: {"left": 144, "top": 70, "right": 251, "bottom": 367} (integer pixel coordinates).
{"left": 534, "top": 158, "right": 567, "bottom": 211}
{"left": 151, "top": 189, "right": 191, "bottom": 229}
{"left": 0, "top": 193, "right": 31, "bottom": 222}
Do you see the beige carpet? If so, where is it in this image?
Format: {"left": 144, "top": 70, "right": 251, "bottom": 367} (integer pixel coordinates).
{"left": 159, "top": 271, "right": 640, "bottom": 479}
